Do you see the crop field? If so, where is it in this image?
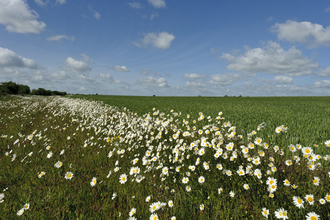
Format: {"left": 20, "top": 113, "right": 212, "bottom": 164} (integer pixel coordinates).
{"left": 0, "top": 95, "right": 330, "bottom": 219}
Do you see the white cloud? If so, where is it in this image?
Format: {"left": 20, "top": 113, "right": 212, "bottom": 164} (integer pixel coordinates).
{"left": 63, "top": 57, "right": 91, "bottom": 74}
{"left": 325, "top": 6, "right": 330, "bottom": 12}
{"left": 56, "top": 0, "right": 66, "bottom": 5}
{"left": 270, "top": 20, "right": 330, "bottom": 48}
{"left": 135, "top": 32, "right": 175, "bottom": 49}
{"left": 0, "top": 0, "right": 46, "bottom": 34}
{"left": 0, "top": 47, "right": 44, "bottom": 69}
{"left": 184, "top": 81, "right": 207, "bottom": 88}
{"left": 50, "top": 70, "right": 69, "bottom": 80}
{"left": 88, "top": 5, "right": 101, "bottom": 20}
{"left": 313, "top": 80, "right": 330, "bottom": 88}
{"left": 136, "top": 76, "right": 169, "bottom": 87}
{"left": 209, "top": 73, "right": 244, "bottom": 86}
{"left": 128, "top": 2, "right": 142, "bottom": 9}
{"left": 273, "top": 75, "right": 293, "bottom": 84}
{"left": 147, "top": 0, "right": 166, "bottom": 8}
{"left": 113, "top": 65, "right": 130, "bottom": 72}
{"left": 315, "top": 66, "right": 330, "bottom": 77}
{"left": 184, "top": 73, "right": 207, "bottom": 79}
{"left": 79, "top": 54, "right": 94, "bottom": 64}
{"left": 100, "top": 73, "right": 120, "bottom": 83}
{"left": 139, "top": 68, "right": 150, "bottom": 75}
{"left": 78, "top": 86, "right": 86, "bottom": 91}
{"left": 77, "top": 74, "right": 95, "bottom": 82}
{"left": 266, "top": 16, "right": 274, "bottom": 22}
{"left": 34, "top": 0, "right": 49, "bottom": 7}
{"left": 46, "top": 35, "right": 75, "bottom": 41}
{"left": 150, "top": 11, "right": 159, "bottom": 20}
{"left": 219, "top": 41, "right": 319, "bottom": 77}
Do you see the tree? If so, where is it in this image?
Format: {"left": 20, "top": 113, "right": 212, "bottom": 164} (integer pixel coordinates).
{"left": 1, "top": 81, "right": 20, "bottom": 94}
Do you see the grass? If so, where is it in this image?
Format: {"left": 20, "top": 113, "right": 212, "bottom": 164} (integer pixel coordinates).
{"left": 0, "top": 95, "right": 329, "bottom": 219}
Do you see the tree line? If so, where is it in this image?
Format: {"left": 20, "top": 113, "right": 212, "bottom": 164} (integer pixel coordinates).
{"left": 0, "top": 81, "right": 67, "bottom": 96}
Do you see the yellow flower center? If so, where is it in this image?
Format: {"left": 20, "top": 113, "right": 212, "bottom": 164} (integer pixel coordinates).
{"left": 308, "top": 197, "right": 313, "bottom": 202}
{"left": 297, "top": 199, "right": 302, "bottom": 204}
{"left": 311, "top": 217, "right": 317, "bottom": 220}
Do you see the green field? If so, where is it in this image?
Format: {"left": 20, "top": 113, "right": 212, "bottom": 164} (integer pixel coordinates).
{"left": 1, "top": 95, "right": 329, "bottom": 219}
{"left": 72, "top": 95, "right": 330, "bottom": 156}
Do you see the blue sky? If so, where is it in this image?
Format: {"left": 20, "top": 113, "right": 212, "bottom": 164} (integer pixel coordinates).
{"left": 1, "top": 0, "right": 330, "bottom": 96}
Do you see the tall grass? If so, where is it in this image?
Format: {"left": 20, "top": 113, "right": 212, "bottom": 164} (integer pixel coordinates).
{"left": 0, "top": 95, "right": 329, "bottom": 219}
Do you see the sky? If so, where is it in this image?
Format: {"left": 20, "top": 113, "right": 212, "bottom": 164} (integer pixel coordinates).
{"left": 1, "top": 0, "right": 330, "bottom": 96}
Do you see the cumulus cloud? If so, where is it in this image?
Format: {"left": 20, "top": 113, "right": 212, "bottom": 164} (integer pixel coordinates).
{"left": 208, "top": 73, "right": 244, "bottom": 86}
{"left": 77, "top": 74, "right": 95, "bottom": 82}
{"left": 184, "top": 81, "right": 208, "bottom": 88}
{"left": 15, "top": 69, "right": 71, "bottom": 85}
{"left": 62, "top": 57, "right": 91, "bottom": 74}
{"left": 128, "top": 2, "right": 142, "bottom": 9}
{"left": 273, "top": 75, "right": 293, "bottom": 84}
{"left": 0, "top": 0, "right": 46, "bottom": 34}
{"left": 219, "top": 41, "right": 319, "bottom": 77}
{"left": 100, "top": 73, "right": 120, "bottom": 83}
{"left": 133, "top": 32, "right": 175, "bottom": 49}
{"left": 270, "top": 20, "right": 330, "bottom": 48}
{"left": 136, "top": 76, "right": 169, "bottom": 87}
{"left": 79, "top": 54, "right": 94, "bottom": 64}
{"left": 147, "top": 0, "right": 166, "bottom": 8}
{"left": 315, "top": 66, "right": 330, "bottom": 77}
{"left": 184, "top": 73, "right": 207, "bottom": 79}
{"left": 113, "top": 65, "right": 130, "bottom": 72}
{"left": 46, "top": 35, "right": 75, "bottom": 41}
{"left": 88, "top": 5, "right": 101, "bottom": 20}
{"left": 50, "top": 70, "right": 69, "bottom": 80}
{"left": 0, "top": 47, "right": 44, "bottom": 69}
{"left": 313, "top": 80, "right": 330, "bottom": 88}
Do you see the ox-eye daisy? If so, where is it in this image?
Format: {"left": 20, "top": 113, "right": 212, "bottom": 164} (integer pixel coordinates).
{"left": 119, "top": 174, "right": 127, "bottom": 184}
{"left": 274, "top": 208, "right": 288, "bottom": 219}
{"left": 65, "top": 172, "right": 74, "bottom": 180}
{"left": 149, "top": 202, "right": 158, "bottom": 213}
{"left": 306, "top": 212, "right": 320, "bottom": 220}
{"left": 129, "top": 208, "right": 136, "bottom": 216}
{"left": 38, "top": 171, "right": 46, "bottom": 178}
{"left": 305, "top": 194, "right": 314, "bottom": 205}
{"left": 261, "top": 207, "right": 269, "bottom": 218}
{"left": 198, "top": 176, "right": 205, "bottom": 184}
{"left": 293, "top": 196, "right": 304, "bottom": 208}
{"left": 90, "top": 177, "right": 97, "bottom": 186}
{"left": 150, "top": 213, "right": 159, "bottom": 220}
{"left": 54, "top": 161, "right": 63, "bottom": 168}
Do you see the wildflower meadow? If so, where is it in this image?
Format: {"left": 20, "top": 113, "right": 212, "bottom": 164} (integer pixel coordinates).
{"left": 0, "top": 95, "right": 329, "bottom": 219}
